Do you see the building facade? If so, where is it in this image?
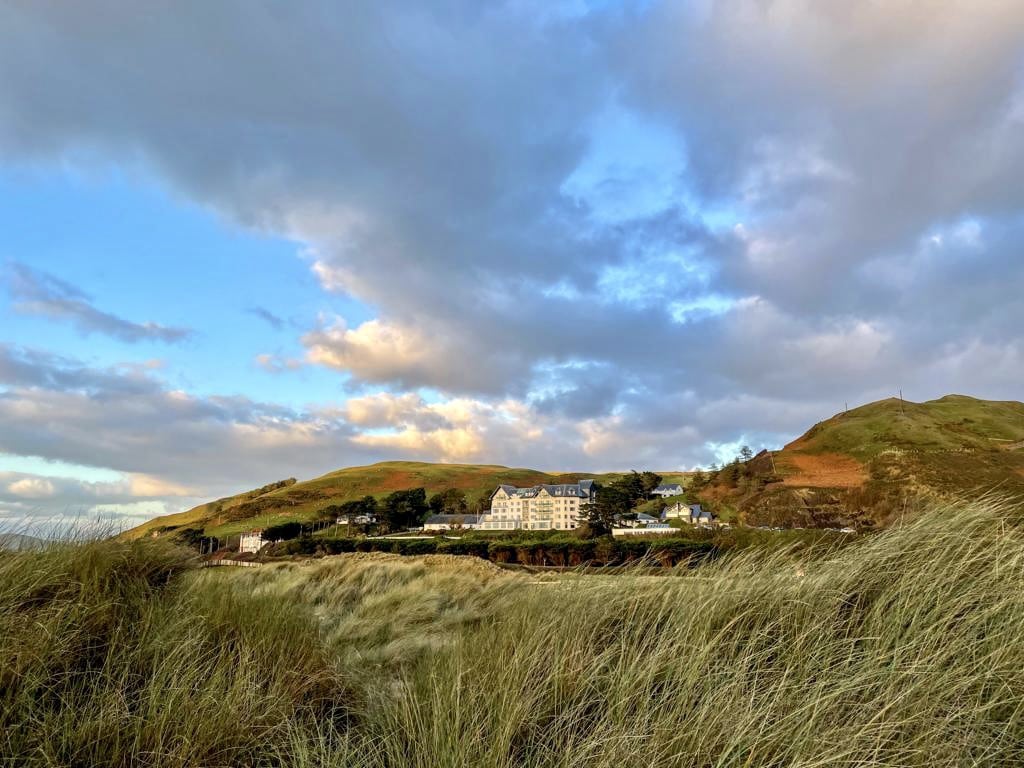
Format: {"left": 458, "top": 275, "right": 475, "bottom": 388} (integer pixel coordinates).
{"left": 479, "top": 480, "right": 596, "bottom": 531}
{"left": 239, "top": 531, "right": 265, "bottom": 553}
{"left": 423, "top": 514, "right": 482, "bottom": 531}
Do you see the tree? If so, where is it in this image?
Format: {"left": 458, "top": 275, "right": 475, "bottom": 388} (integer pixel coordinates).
{"left": 689, "top": 468, "right": 707, "bottom": 490}
{"left": 739, "top": 445, "right": 754, "bottom": 462}
{"left": 616, "top": 470, "right": 662, "bottom": 507}
{"left": 580, "top": 483, "right": 631, "bottom": 536}
{"left": 639, "top": 471, "right": 663, "bottom": 496}
{"left": 360, "top": 495, "right": 379, "bottom": 518}
{"left": 729, "top": 459, "right": 741, "bottom": 486}
{"left": 428, "top": 488, "right": 468, "bottom": 516}
{"left": 172, "top": 527, "right": 205, "bottom": 549}
{"left": 318, "top": 504, "right": 345, "bottom": 522}
{"left": 381, "top": 488, "right": 428, "bottom": 531}
{"left": 262, "top": 521, "right": 303, "bottom": 541}
{"left": 467, "top": 491, "right": 492, "bottom": 515}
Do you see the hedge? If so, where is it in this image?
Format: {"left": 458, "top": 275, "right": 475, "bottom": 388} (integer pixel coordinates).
{"left": 263, "top": 534, "right": 715, "bottom": 567}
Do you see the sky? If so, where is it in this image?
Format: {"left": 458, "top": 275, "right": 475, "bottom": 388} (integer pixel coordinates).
{"left": 1, "top": 0, "right": 1023, "bottom": 530}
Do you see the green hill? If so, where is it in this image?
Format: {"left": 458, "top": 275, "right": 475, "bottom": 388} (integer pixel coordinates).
{"left": 126, "top": 461, "right": 690, "bottom": 539}
{"left": 697, "top": 395, "right": 1024, "bottom": 528}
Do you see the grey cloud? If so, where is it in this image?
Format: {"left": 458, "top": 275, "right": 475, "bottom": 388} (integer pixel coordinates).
{"left": 0, "top": 345, "right": 369, "bottom": 494}
{"left": 8, "top": 263, "right": 193, "bottom": 343}
{"left": 0, "top": 0, "right": 1023, "bottom": 472}
{"left": 246, "top": 306, "right": 285, "bottom": 330}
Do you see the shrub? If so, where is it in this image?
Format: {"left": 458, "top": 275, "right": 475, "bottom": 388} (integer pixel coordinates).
{"left": 262, "top": 521, "right": 304, "bottom": 542}
{"left": 437, "top": 540, "right": 490, "bottom": 559}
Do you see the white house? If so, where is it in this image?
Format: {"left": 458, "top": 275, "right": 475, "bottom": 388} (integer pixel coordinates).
{"left": 480, "top": 480, "right": 596, "bottom": 531}
{"left": 661, "top": 502, "right": 687, "bottom": 519}
{"left": 239, "top": 530, "right": 265, "bottom": 554}
{"left": 423, "top": 514, "right": 482, "bottom": 531}
{"left": 661, "top": 503, "right": 715, "bottom": 526}
{"left": 651, "top": 483, "right": 684, "bottom": 498}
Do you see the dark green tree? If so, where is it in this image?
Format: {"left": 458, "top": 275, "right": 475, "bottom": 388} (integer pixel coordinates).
{"left": 262, "top": 521, "right": 303, "bottom": 541}
{"left": 619, "top": 471, "right": 647, "bottom": 506}
{"left": 468, "top": 491, "right": 492, "bottom": 515}
{"left": 689, "top": 468, "right": 707, "bottom": 490}
{"left": 739, "top": 445, "right": 754, "bottom": 462}
{"left": 172, "top": 527, "right": 205, "bottom": 549}
{"left": 428, "top": 488, "right": 468, "bottom": 516}
{"left": 580, "top": 483, "right": 632, "bottom": 536}
{"left": 381, "top": 488, "right": 428, "bottom": 531}
{"left": 639, "top": 471, "right": 663, "bottom": 496}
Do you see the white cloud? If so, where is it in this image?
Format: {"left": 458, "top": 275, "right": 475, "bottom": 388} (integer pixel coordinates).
{"left": 0, "top": 0, "right": 1024, "bottom": 521}
{"left": 7, "top": 477, "right": 56, "bottom": 499}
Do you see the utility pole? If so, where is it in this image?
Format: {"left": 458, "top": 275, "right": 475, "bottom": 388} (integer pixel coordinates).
{"left": 898, "top": 389, "right": 905, "bottom": 417}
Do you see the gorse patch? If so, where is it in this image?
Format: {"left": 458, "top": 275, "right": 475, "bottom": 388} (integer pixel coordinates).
{"left": 3, "top": 498, "right": 1024, "bottom": 766}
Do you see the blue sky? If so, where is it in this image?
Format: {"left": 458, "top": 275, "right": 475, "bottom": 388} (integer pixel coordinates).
{"left": 1, "top": 0, "right": 1023, "bottom": 529}
{"left": 0, "top": 168, "right": 371, "bottom": 405}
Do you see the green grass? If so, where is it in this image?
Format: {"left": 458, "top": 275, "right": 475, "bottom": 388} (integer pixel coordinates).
{"left": 6, "top": 497, "right": 1024, "bottom": 766}
{"left": 793, "top": 394, "right": 1024, "bottom": 460}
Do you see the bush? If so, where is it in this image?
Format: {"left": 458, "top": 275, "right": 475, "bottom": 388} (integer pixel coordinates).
{"left": 437, "top": 540, "right": 490, "bottom": 559}
{"left": 262, "top": 521, "right": 304, "bottom": 542}
{"left": 391, "top": 539, "right": 438, "bottom": 556}
{"left": 0, "top": 538, "right": 345, "bottom": 766}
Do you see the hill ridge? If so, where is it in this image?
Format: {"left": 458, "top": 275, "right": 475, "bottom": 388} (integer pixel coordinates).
{"left": 700, "top": 394, "right": 1024, "bottom": 528}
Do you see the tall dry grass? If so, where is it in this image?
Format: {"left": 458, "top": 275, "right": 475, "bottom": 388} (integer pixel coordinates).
{"left": 3, "top": 499, "right": 1024, "bottom": 766}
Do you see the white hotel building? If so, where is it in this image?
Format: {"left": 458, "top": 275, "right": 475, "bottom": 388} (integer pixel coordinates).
{"left": 479, "top": 480, "right": 596, "bottom": 531}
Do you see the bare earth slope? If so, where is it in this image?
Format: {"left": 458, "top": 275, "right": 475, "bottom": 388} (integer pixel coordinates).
{"left": 700, "top": 395, "right": 1024, "bottom": 528}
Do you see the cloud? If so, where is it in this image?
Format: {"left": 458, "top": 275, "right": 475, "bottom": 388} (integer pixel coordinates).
{"left": 0, "top": 345, "right": 365, "bottom": 500}
{"left": 0, "top": 0, "right": 1023, "bottom": 507}
{"left": 6, "top": 476, "right": 56, "bottom": 499}
{"left": 254, "top": 353, "right": 302, "bottom": 373}
{"left": 246, "top": 306, "right": 285, "bottom": 330}
{"left": 7, "top": 263, "right": 192, "bottom": 343}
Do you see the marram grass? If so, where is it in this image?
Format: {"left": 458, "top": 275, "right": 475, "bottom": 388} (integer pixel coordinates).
{"left": 2, "top": 499, "right": 1024, "bottom": 766}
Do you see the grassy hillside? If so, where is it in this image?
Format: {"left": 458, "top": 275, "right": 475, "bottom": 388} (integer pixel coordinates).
{"left": 786, "top": 394, "right": 1024, "bottom": 459}
{"left": 127, "top": 461, "right": 692, "bottom": 539}
{"left": 4, "top": 498, "right": 1024, "bottom": 765}
{"left": 699, "top": 394, "right": 1024, "bottom": 527}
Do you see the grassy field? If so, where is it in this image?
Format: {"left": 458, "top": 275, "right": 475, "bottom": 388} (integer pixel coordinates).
{"left": 127, "top": 461, "right": 693, "bottom": 540}
{"left": 4, "top": 497, "right": 1024, "bottom": 766}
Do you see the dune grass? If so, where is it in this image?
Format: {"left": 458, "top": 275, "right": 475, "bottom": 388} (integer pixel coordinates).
{"left": 3, "top": 499, "right": 1024, "bottom": 766}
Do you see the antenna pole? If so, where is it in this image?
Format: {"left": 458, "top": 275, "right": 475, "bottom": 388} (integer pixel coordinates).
{"left": 899, "top": 389, "right": 905, "bottom": 416}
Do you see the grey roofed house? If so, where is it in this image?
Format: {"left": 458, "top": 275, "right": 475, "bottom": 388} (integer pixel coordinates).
{"left": 635, "top": 512, "right": 660, "bottom": 523}
{"left": 651, "top": 483, "right": 684, "bottom": 498}
{"left": 691, "top": 505, "right": 714, "bottom": 523}
{"left": 492, "top": 479, "right": 596, "bottom": 501}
